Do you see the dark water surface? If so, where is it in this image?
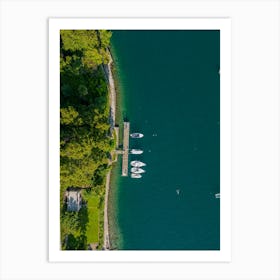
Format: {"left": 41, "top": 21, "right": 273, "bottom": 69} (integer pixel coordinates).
{"left": 110, "top": 30, "right": 220, "bottom": 250}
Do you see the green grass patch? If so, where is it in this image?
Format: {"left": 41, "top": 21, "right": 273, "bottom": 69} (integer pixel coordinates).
{"left": 83, "top": 190, "right": 100, "bottom": 244}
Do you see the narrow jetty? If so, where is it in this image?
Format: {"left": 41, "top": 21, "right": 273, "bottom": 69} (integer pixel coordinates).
{"left": 122, "top": 122, "right": 130, "bottom": 176}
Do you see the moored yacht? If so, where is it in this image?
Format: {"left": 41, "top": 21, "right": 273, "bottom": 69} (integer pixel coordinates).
{"left": 130, "top": 133, "right": 144, "bottom": 138}
{"left": 131, "top": 173, "right": 142, "bottom": 179}
{"left": 131, "top": 167, "right": 145, "bottom": 174}
{"left": 131, "top": 160, "right": 146, "bottom": 167}
{"left": 130, "top": 149, "right": 143, "bottom": 154}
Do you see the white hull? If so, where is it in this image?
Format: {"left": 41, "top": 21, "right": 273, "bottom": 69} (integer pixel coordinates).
{"left": 131, "top": 167, "right": 145, "bottom": 174}
{"left": 131, "top": 173, "right": 142, "bottom": 179}
{"left": 130, "top": 133, "right": 144, "bottom": 138}
{"left": 130, "top": 149, "right": 143, "bottom": 154}
{"left": 131, "top": 160, "right": 146, "bottom": 167}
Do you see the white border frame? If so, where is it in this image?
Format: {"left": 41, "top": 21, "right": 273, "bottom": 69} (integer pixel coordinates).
{"left": 49, "top": 18, "right": 231, "bottom": 262}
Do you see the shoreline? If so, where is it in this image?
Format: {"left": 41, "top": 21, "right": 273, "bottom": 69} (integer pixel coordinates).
{"left": 103, "top": 49, "right": 117, "bottom": 250}
{"left": 107, "top": 45, "right": 126, "bottom": 250}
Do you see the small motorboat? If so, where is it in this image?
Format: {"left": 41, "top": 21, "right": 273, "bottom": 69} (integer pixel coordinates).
{"left": 131, "top": 167, "right": 145, "bottom": 174}
{"left": 130, "top": 149, "right": 143, "bottom": 155}
{"left": 130, "top": 133, "right": 144, "bottom": 138}
{"left": 131, "top": 160, "right": 146, "bottom": 167}
{"left": 215, "top": 193, "right": 220, "bottom": 199}
{"left": 131, "top": 173, "right": 142, "bottom": 179}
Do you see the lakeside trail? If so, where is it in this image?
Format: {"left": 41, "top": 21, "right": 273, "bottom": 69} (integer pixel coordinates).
{"left": 107, "top": 51, "right": 116, "bottom": 128}
{"left": 103, "top": 171, "right": 111, "bottom": 250}
{"left": 103, "top": 50, "right": 116, "bottom": 250}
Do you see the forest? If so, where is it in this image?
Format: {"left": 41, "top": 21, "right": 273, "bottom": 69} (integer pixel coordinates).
{"left": 60, "top": 30, "right": 113, "bottom": 250}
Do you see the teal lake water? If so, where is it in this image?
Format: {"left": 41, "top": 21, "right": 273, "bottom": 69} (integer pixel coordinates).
{"left": 110, "top": 30, "right": 220, "bottom": 250}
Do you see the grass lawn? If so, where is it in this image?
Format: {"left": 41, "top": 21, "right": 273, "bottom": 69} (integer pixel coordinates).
{"left": 83, "top": 190, "right": 100, "bottom": 244}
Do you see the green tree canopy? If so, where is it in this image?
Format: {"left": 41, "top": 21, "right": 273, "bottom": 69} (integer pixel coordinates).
{"left": 60, "top": 29, "right": 113, "bottom": 250}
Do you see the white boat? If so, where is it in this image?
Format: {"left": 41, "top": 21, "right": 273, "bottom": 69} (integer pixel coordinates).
{"left": 215, "top": 193, "right": 220, "bottom": 198}
{"left": 131, "top": 160, "right": 146, "bottom": 167}
{"left": 130, "top": 149, "right": 143, "bottom": 154}
{"left": 131, "top": 173, "right": 142, "bottom": 179}
{"left": 131, "top": 167, "right": 145, "bottom": 174}
{"left": 130, "top": 133, "right": 144, "bottom": 138}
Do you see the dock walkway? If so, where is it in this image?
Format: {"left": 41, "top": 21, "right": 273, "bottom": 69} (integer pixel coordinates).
{"left": 122, "top": 122, "right": 130, "bottom": 176}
